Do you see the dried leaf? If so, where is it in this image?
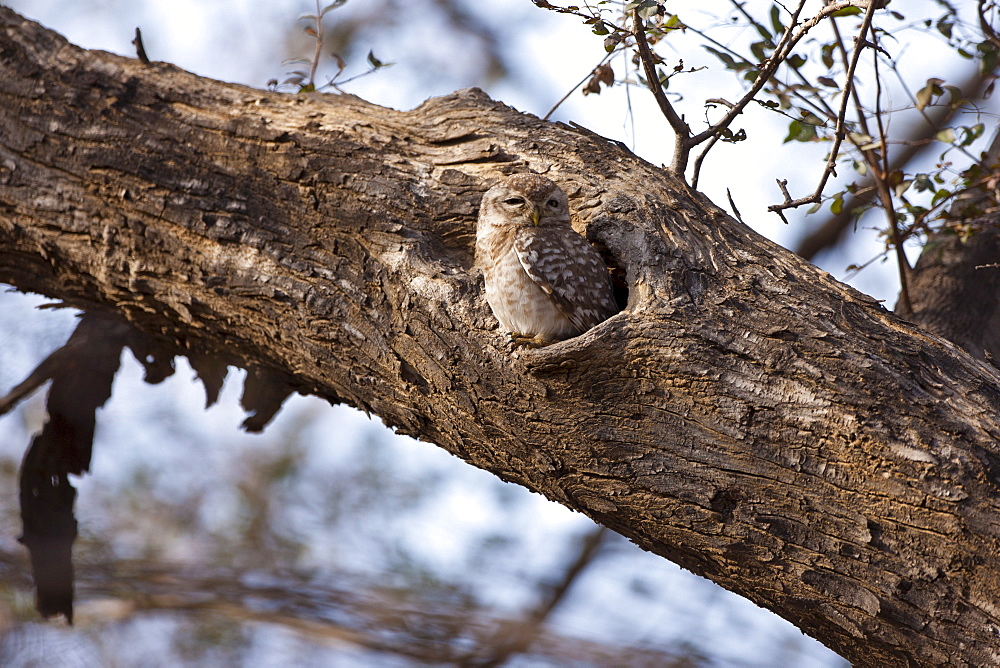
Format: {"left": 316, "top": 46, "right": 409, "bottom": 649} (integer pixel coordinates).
{"left": 188, "top": 351, "right": 231, "bottom": 408}
{"left": 240, "top": 366, "right": 294, "bottom": 432}
{"left": 595, "top": 62, "right": 614, "bottom": 86}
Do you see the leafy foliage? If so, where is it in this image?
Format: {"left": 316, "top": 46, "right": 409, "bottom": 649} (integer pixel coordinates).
{"left": 267, "top": 0, "right": 392, "bottom": 94}
{"left": 532, "top": 0, "right": 1000, "bottom": 309}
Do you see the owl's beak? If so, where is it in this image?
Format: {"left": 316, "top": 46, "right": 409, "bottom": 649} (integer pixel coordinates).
{"left": 529, "top": 205, "right": 541, "bottom": 226}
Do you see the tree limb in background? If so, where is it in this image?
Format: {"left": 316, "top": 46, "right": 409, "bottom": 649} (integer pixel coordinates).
{"left": 903, "top": 129, "right": 1000, "bottom": 361}
{"left": 0, "top": 549, "right": 691, "bottom": 664}
{"left": 466, "top": 527, "right": 609, "bottom": 667}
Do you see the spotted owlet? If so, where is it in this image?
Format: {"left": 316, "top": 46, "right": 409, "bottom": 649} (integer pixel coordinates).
{"left": 476, "top": 174, "right": 618, "bottom": 346}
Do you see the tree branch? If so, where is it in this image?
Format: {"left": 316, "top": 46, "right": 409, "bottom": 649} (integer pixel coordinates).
{"left": 768, "top": 1, "right": 877, "bottom": 216}
{"left": 631, "top": 9, "right": 691, "bottom": 174}
{"left": 3, "top": 8, "right": 1000, "bottom": 664}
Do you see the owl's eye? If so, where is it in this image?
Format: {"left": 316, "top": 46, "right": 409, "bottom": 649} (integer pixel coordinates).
{"left": 503, "top": 197, "right": 525, "bottom": 206}
{"left": 547, "top": 198, "right": 560, "bottom": 208}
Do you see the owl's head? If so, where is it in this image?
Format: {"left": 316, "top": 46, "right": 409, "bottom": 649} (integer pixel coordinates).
{"left": 478, "top": 173, "right": 569, "bottom": 230}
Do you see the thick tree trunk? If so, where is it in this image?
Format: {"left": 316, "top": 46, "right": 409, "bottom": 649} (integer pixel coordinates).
{"left": 2, "top": 9, "right": 1000, "bottom": 665}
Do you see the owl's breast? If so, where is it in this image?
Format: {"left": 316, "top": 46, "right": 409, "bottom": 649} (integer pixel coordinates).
{"left": 479, "top": 241, "right": 577, "bottom": 340}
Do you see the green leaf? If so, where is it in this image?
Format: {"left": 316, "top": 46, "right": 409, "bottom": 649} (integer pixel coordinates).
{"left": 830, "top": 192, "right": 843, "bottom": 215}
{"left": 915, "top": 77, "right": 944, "bottom": 111}
{"left": 638, "top": 4, "right": 662, "bottom": 20}
{"left": 978, "top": 40, "right": 999, "bottom": 74}
{"left": 820, "top": 43, "right": 836, "bottom": 69}
{"left": 721, "top": 128, "right": 747, "bottom": 143}
{"left": 320, "top": 0, "right": 349, "bottom": 17}
{"left": 753, "top": 20, "right": 771, "bottom": 42}
{"left": 750, "top": 40, "right": 772, "bottom": 63}
{"left": 769, "top": 4, "right": 785, "bottom": 36}
{"left": 943, "top": 85, "right": 964, "bottom": 107}
{"left": 704, "top": 46, "right": 746, "bottom": 71}
{"left": 625, "top": 0, "right": 659, "bottom": 15}
{"left": 960, "top": 123, "right": 986, "bottom": 147}
{"left": 931, "top": 188, "right": 952, "bottom": 206}
{"left": 366, "top": 50, "right": 390, "bottom": 69}
{"left": 936, "top": 17, "right": 953, "bottom": 39}
{"left": 784, "top": 119, "right": 817, "bottom": 143}
{"left": 935, "top": 128, "right": 956, "bottom": 143}
{"left": 831, "top": 6, "right": 861, "bottom": 16}
{"left": 786, "top": 54, "right": 806, "bottom": 69}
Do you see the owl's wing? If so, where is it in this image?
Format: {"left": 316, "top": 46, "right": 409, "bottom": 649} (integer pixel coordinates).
{"left": 513, "top": 226, "right": 617, "bottom": 333}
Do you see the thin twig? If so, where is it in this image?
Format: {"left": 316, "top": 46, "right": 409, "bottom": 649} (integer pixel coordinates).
{"left": 691, "top": 128, "right": 725, "bottom": 189}
{"left": 308, "top": 0, "right": 323, "bottom": 88}
{"left": 769, "top": 1, "right": 878, "bottom": 215}
{"left": 543, "top": 51, "right": 615, "bottom": 121}
{"left": 871, "top": 35, "right": 912, "bottom": 314}
{"left": 132, "top": 27, "right": 150, "bottom": 64}
{"left": 686, "top": 0, "right": 874, "bottom": 182}
{"left": 727, "top": 0, "right": 839, "bottom": 122}
{"left": 469, "top": 527, "right": 609, "bottom": 667}
{"left": 795, "top": 65, "right": 991, "bottom": 259}
{"left": 688, "top": 0, "right": 844, "bottom": 149}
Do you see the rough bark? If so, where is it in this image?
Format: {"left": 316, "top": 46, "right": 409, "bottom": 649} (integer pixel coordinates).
{"left": 3, "top": 9, "right": 1000, "bottom": 666}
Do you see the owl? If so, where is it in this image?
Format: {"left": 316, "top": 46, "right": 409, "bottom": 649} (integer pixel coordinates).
{"left": 476, "top": 174, "right": 618, "bottom": 346}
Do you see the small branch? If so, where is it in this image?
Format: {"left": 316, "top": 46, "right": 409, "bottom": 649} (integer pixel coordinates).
{"left": 132, "top": 27, "right": 150, "bottom": 65}
{"left": 870, "top": 37, "right": 912, "bottom": 314}
{"left": 691, "top": 128, "right": 725, "bottom": 189}
{"left": 768, "top": 1, "right": 878, "bottom": 216}
{"left": 979, "top": 0, "right": 1000, "bottom": 51}
{"left": 730, "top": 0, "right": 840, "bottom": 123}
{"left": 308, "top": 0, "right": 323, "bottom": 88}
{"left": 632, "top": 10, "right": 691, "bottom": 175}
{"left": 688, "top": 0, "right": 844, "bottom": 149}
{"left": 830, "top": 14, "right": 872, "bottom": 142}
{"left": 795, "top": 66, "right": 992, "bottom": 259}
{"left": 469, "top": 527, "right": 609, "bottom": 667}
{"left": 543, "top": 51, "right": 615, "bottom": 121}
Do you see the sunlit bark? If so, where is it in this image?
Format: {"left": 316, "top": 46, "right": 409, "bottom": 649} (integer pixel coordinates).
{"left": 3, "top": 9, "right": 1000, "bottom": 665}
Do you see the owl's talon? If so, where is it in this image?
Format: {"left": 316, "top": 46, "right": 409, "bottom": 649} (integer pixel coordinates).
{"left": 509, "top": 332, "right": 551, "bottom": 349}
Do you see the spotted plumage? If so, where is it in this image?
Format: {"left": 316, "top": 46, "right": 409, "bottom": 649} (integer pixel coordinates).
{"left": 475, "top": 174, "right": 617, "bottom": 345}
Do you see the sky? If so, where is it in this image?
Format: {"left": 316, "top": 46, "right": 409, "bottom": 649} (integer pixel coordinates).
{"left": 3, "top": 0, "right": 993, "bottom": 665}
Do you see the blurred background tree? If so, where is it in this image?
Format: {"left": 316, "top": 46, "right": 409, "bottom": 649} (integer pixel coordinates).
{"left": 3, "top": 0, "right": 998, "bottom": 664}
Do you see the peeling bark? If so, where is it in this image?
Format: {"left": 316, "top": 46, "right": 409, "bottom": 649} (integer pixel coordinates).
{"left": 3, "top": 9, "right": 1000, "bottom": 665}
